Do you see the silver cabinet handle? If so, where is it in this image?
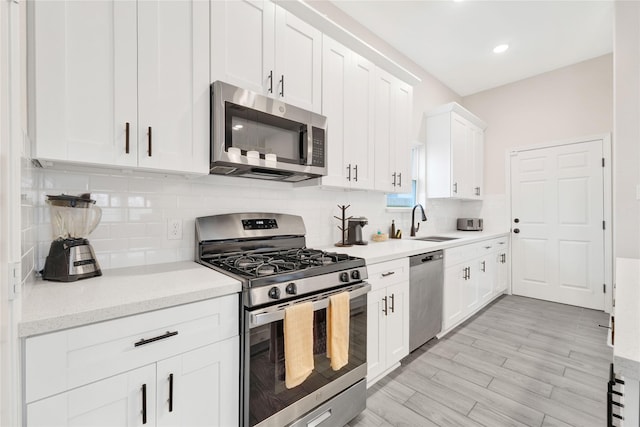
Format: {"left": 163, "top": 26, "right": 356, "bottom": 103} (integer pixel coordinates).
{"left": 347, "top": 164, "right": 351, "bottom": 181}
{"left": 279, "top": 74, "right": 285, "bottom": 97}
{"left": 135, "top": 330, "right": 178, "bottom": 347}
{"left": 475, "top": 187, "right": 481, "bottom": 196}
{"left": 398, "top": 172, "right": 402, "bottom": 187}
{"left": 354, "top": 164, "right": 358, "bottom": 182}
{"left": 389, "top": 293, "right": 395, "bottom": 313}
{"left": 481, "top": 261, "right": 486, "bottom": 272}
{"left": 268, "top": 70, "right": 273, "bottom": 93}
{"left": 382, "top": 295, "right": 388, "bottom": 316}
{"left": 392, "top": 172, "right": 397, "bottom": 187}
{"left": 453, "top": 182, "right": 458, "bottom": 194}
{"left": 381, "top": 271, "right": 395, "bottom": 277}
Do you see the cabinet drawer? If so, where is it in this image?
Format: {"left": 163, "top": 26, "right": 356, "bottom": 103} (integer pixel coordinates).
{"left": 367, "top": 258, "right": 409, "bottom": 290}
{"left": 25, "top": 294, "right": 238, "bottom": 404}
{"left": 445, "top": 243, "right": 481, "bottom": 267}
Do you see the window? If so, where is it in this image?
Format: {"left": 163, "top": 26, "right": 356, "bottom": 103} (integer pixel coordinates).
{"left": 386, "top": 144, "right": 424, "bottom": 208}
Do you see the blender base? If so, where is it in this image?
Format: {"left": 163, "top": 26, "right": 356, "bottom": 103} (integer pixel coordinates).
{"left": 42, "top": 238, "right": 102, "bottom": 282}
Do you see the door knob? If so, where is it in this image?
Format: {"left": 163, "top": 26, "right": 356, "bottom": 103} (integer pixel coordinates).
{"left": 514, "top": 218, "right": 520, "bottom": 223}
{"left": 513, "top": 228, "right": 520, "bottom": 234}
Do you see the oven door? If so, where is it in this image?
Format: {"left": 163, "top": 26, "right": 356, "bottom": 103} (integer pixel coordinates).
{"left": 242, "top": 283, "right": 369, "bottom": 427}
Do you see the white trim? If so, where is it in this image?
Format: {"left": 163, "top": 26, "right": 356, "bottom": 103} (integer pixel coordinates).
{"left": 507, "top": 133, "right": 613, "bottom": 313}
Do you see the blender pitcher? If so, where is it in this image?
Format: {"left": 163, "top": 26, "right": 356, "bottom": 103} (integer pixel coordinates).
{"left": 43, "top": 194, "right": 103, "bottom": 282}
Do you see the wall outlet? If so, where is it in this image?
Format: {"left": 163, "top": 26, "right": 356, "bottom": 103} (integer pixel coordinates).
{"left": 167, "top": 219, "right": 183, "bottom": 240}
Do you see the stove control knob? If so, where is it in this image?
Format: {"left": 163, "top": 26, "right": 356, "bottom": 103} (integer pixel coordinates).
{"left": 285, "top": 283, "right": 297, "bottom": 295}
{"left": 268, "top": 287, "right": 281, "bottom": 300}
{"left": 351, "top": 270, "right": 361, "bottom": 280}
{"left": 339, "top": 272, "right": 350, "bottom": 282}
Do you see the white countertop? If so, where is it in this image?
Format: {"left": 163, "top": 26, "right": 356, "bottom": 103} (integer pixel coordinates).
{"left": 321, "top": 230, "right": 509, "bottom": 264}
{"left": 614, "top": 258, "right": 640, "bottom": 380}
{"left": 20, "top": 261, "right": 241, "bottom": 338}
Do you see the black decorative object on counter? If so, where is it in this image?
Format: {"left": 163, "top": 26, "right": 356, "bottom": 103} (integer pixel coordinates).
{"left": 334, "top": 204, "right": 353, "bottom": 247}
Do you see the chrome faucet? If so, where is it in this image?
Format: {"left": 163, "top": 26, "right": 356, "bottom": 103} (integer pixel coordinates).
{"left": 410, "top": 204, "right": 427, "bottom": 237}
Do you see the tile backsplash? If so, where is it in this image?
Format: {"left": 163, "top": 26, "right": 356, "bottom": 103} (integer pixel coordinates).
{"left": 25, "top": 167, "right": 506, "bottom": 273}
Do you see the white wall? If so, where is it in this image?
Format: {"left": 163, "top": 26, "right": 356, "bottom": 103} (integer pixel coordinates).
{"left": 613, "top": 2, "right": 640, "bottom": 260}
{"left": 462, "top": 54, "right": 613, "bottom": 195}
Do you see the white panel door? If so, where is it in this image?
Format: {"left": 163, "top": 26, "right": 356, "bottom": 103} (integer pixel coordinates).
{"left": 27, "top": 365, "right": 156, "bottom": 427}
{"left": 442, "top": 265, "right": 464, "bottom": 331}
{"left": 274, "top": 7, "right": 322, "bottom": 113}
{"left": 210, "top": 0, "right": 275, "bottom": 94}
{"left": 450, "top": 113, "right": 468, "bottom": 198}
{"left": 373, "top": 68, "right": 395, "bottom": 193}
{"left": 366, "top": 287, "right": 387, "bottom": 383}
{"left": 346, "top": 54, "right": 375, "bottom": 190}
{"left": 385, "top": 282, "right": 409, "bottom": 366}
{"left": 511, "top": 140, "right": 605, "bottom": 309}
{"left": 156, "top": 338, "right": 239, "bottom": 427}
{"left": 31, "top": 0, "right": 137, "bottom": 166}
{"left": 392, "top": 80, "right": 413, "bottom": 194}
{"left": 320, "top": 36, "right": 349, "bottom": 188}
{"left": 137, "top": 0, "right": 209, "bottom": 174}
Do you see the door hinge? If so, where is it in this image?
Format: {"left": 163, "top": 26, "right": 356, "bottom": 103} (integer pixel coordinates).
{"left": 602, "top": 158, "right": 605, "bottom": 167}
{"left": 8, "top": 262, "right": 20, "bottom": 300}
{"left": 603, "top": 284, "right": 606, "bottom": 293}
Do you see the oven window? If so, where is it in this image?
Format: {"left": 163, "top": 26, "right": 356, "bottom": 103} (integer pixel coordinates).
{"left": 225, "top": 102, "right": 306, "bottom": 164}
{"left": 248, "top": 295, "right": 367, "bottom": 426}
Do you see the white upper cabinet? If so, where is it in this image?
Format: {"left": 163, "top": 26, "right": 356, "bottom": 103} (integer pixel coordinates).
{"left": 29, "top": 0, "right": 209, "bottom": 175}
{"left": 211, "top": 0, "right": 322, "bottom": 113}
{"left": 426, "top": 102, "right": 486, "bottom": 199}
{"left": 300, "top": 35, "right": 375, "bottom": 190}
{"left": 374, "top": 68, "right": 413, "bottom": 193}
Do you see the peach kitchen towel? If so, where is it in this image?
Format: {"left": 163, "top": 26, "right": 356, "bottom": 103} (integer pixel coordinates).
{"left": 284, "top": 301, "right": 314, "bottom": 389}
{"left": 327, "top": 291, "right": 350, "bottom": 370}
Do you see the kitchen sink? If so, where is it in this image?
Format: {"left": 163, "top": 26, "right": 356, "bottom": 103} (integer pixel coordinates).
{"left": 415, "top": 236, "right": 460, "bottom": 242}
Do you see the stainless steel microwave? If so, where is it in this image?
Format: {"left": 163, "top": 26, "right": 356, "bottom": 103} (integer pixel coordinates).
{"left": 210, "top": 81, "right": 327, "bottom": 182}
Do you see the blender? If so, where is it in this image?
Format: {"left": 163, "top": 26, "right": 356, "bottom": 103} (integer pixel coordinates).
{"left": 42, "top": 194, "right": 102, "bottom": 282}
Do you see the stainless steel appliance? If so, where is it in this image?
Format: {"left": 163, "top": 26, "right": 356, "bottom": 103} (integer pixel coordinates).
{"left": 457, "top": 218, "right": 483, "bottom": 231}
{"left": 42, "top": 194, "right": 102, "bottom": 282}
{"left": 195, "top": 213, "right": 369, "bottom": 427}
{"left": 346, "top": 217, "right": 368, "bottom": 246}
{"left": 409, "top": 250, "right": 443, "bottom": 353}
{"left": 210, "top": 81, "right": 327, "bottom": 182}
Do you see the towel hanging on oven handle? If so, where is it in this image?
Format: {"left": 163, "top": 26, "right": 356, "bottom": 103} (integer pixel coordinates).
{"left": 249, "top": 283, "right": 371, "bottom": 328}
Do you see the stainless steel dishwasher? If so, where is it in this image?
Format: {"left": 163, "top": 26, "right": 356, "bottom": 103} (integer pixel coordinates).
{"left": 409, "top": 250, "right": 444, "bottom": 352}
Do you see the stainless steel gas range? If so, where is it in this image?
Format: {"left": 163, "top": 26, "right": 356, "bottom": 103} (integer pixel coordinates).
{"left": 195, "top": 213, "right": 370, "bottom": 427}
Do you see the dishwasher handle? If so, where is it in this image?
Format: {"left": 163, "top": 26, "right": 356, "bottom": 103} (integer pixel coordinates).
{"left": 410, "top": 250, "right": 443, "bottom": 266}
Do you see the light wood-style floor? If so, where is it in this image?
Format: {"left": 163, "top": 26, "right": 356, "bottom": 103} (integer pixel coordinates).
{"left": 348, "top": 295, "right": 612, "bottom": 427}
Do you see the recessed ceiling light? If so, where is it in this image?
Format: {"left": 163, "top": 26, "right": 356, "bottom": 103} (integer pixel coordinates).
{"left": 493, "top": 44, "right": 509, "bottom": 54}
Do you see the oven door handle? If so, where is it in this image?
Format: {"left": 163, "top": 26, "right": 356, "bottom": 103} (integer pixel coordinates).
{"left": 249, "top": 283, "right": 371, "bottom": 328}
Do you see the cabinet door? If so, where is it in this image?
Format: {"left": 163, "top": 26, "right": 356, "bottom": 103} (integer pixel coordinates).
{"left": 366, "top": 287, "right": 387, "bottom": 383}
{"left": 27, "top": 364, "right": 156, "bottom": 427}
{"left": 210, "top": 0, "right": 275, "bottom": 94}
{"left": 30, "top": 0, "right": 137, "bottom": 167}
{"left": 443, "top": 264, "right": 465, "bottom": 331}
{"left": 320, "top": 36, "right": 350, "bottom": 188}
{"left": 470, "top": 125, "right": 484, "bottom": 199}
{"left": 496, "top": 249, "right": 509, "bottom": 294}
{"left": 346, "top": 54, "right": 376, "bottom": 190}
{"left": 463, "top": 262, "right": 480, "bottom": 313}
{"left": 373, "top": 68, "right": 396, "bottom": 193}
{"left": 137, "top": 0, "right": 209, "bottom": 174}
{"left": 385, "top": 282, "right": 409, "bottom": 367}
{"left": 274, "top": 7, "right": 322, "bottom": 113}
{"left": 478, "top": 254, "right": 494, "bottom": 305}
{"left": 450, "top": 113, "right": 469, "bottom": 198}
{"left": 392, "top": 81, "right": 413, "bottom": 194}
{"left": 156, "top": 337, "right": 239, "bottom": 427}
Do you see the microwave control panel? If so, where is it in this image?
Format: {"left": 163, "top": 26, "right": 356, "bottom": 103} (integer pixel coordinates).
{"left": 311, "top": 127, "right": 325, "bottom": 167}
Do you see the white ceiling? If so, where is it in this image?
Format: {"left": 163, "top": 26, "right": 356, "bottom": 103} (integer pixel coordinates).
{"left": 330, "top": 0, "right": 614, "bottom": 96}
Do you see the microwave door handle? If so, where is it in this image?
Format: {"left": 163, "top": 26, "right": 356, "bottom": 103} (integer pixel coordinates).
{"left": 305, "top": 125, "right": 314, "bottom": 165}
{"left": 249, "top": 283, "right": 371, "bottom": 327}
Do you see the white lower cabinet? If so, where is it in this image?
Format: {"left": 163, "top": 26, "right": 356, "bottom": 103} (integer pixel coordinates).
{"left": 366, "top": 258, "right": 409, "bottom": 387}
{"left": 442, "top": 237, "right": 509, "bottom": 334}
{"left": 24, "top": 295, "right": 239, "bottom": 427}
